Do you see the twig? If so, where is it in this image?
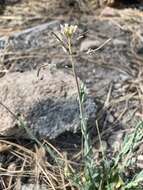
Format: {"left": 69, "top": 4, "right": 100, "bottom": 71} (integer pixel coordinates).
{"left": 86, "top": 38, "right": 111, "bottom": 55}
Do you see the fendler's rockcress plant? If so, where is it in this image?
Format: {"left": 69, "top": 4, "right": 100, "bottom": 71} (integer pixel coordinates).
{"left": 53, "top": 24, "right": 143, "bottom": 190}
{"left": 53, "top": 24, "right": 90, "bottom": 158}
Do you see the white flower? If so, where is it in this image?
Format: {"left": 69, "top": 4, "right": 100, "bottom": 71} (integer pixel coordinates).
{"left": 60, "top": 24, "right": 77, "bottom": 38}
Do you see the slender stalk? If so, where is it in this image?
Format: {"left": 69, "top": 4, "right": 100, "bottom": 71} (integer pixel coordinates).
{"left": 67, "top": 37, "right": 90, "bottom": 157}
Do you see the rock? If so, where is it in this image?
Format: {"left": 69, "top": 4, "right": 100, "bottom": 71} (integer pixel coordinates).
{"left": 8, "top": 21, "right": 59, "bottom": 51}
{"left": 0, "top": 69, "right": 97, "bottom": 139}
{"left": 0, "top": 37, "right": 6, "bottom": 49}
{"left": 100, "top": 7, "right": 120, "bottom": 17}
{"left": 21, "top": 184, "right": 47, "bottom": 190}
{"left": 137, "top": 155, "right": 143, "bottom": 169}
{"left": 113, "top": 39, "right": 126, "bottom": 46}
{"left": 80, "top": 39, "right": 101, "bottom": 52}
{"left": 107, "top": 114, "right": 114, "bottom": 123}
{"left": 4, "top": 0, "right": 20, "bottom": 4}
{"left": 0, "top": 21, "right": 60, "bottom": 72}
{"left": 108, "top": 131, "right": 124, "bottom": 152}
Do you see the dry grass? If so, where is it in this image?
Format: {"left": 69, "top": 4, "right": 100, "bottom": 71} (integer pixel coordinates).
{"left": 0, "top": 138, "right": 79, "bottom": 190}
{"left": 0, "top": 122, "right": 142, "bottom": 190}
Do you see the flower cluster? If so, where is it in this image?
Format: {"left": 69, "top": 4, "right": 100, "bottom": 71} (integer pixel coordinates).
{"left": 60, "top": 24, "right": 77, "bottom": 39}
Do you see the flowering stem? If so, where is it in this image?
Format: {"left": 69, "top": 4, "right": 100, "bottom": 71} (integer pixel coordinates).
{"left": 67, "top": 37, "right": 90, "bottom": 157}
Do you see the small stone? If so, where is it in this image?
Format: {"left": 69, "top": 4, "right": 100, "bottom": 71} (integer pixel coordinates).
{"left": 137, "top": 155, "right": 143, "bottom": 161}
{"left": 0, "top": 143, "right": 12, "bottom": 152}
{"left": 137, "top": 155, "right": 143, "bottom": 169}
{"left": 80, "top": 39, "right": 101, "bottom": 52}
{"left": 108, "top": 131, "right": 124, "bottom": 152}
{"left": 21, "top": 184, "right": 47, "bottom": 190}
{"left": 86, "top": 78, "right": 92, "bottom": 84}
{"left": 108, "top": 114, "right": 114, "bottom": 123}
{"left": 113, "top": 39, "right": 126, "bottom": 46}
{"left": 92, "top": 69, "right": 96, "bottom": 74}
{"left": 114, "top": 83, "right": 121, "bottom": 89}
{"left": 119, "top": 74, "right": 130, "bottom": 81}
{"left": 100, "top": 7, "right": 120, "bottom": 17}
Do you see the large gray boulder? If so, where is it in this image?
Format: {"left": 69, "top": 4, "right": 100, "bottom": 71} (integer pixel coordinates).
{"left": 0, "top": 69, "right": 97, "bottom": 139}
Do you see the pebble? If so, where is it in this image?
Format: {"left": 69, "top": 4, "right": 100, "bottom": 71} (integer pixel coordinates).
{"left": 21, "top": 184, "right": 47, "bottom": 190}
{"left": 80, "top": 39, "right": 101, "bottom": 52}
{"left": 107, "top": 114, "right": 114, "bottom": 123}
{"left": 108, "top": 131, "right": 124, "bottom": 152}
{"left": 137, "top": 155, "right": 143, "bottom": 169}
{"left": 119, "top": 74, "right": 130, "bottom": 81}
{"left": 100, "top": 7, "right": 120, "bottom": 17}
{"left": 113, "top": 39, "right": 126, "bottom": 46}
{"left": 114, "top": 83, "right": 122, "bottom": 89}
